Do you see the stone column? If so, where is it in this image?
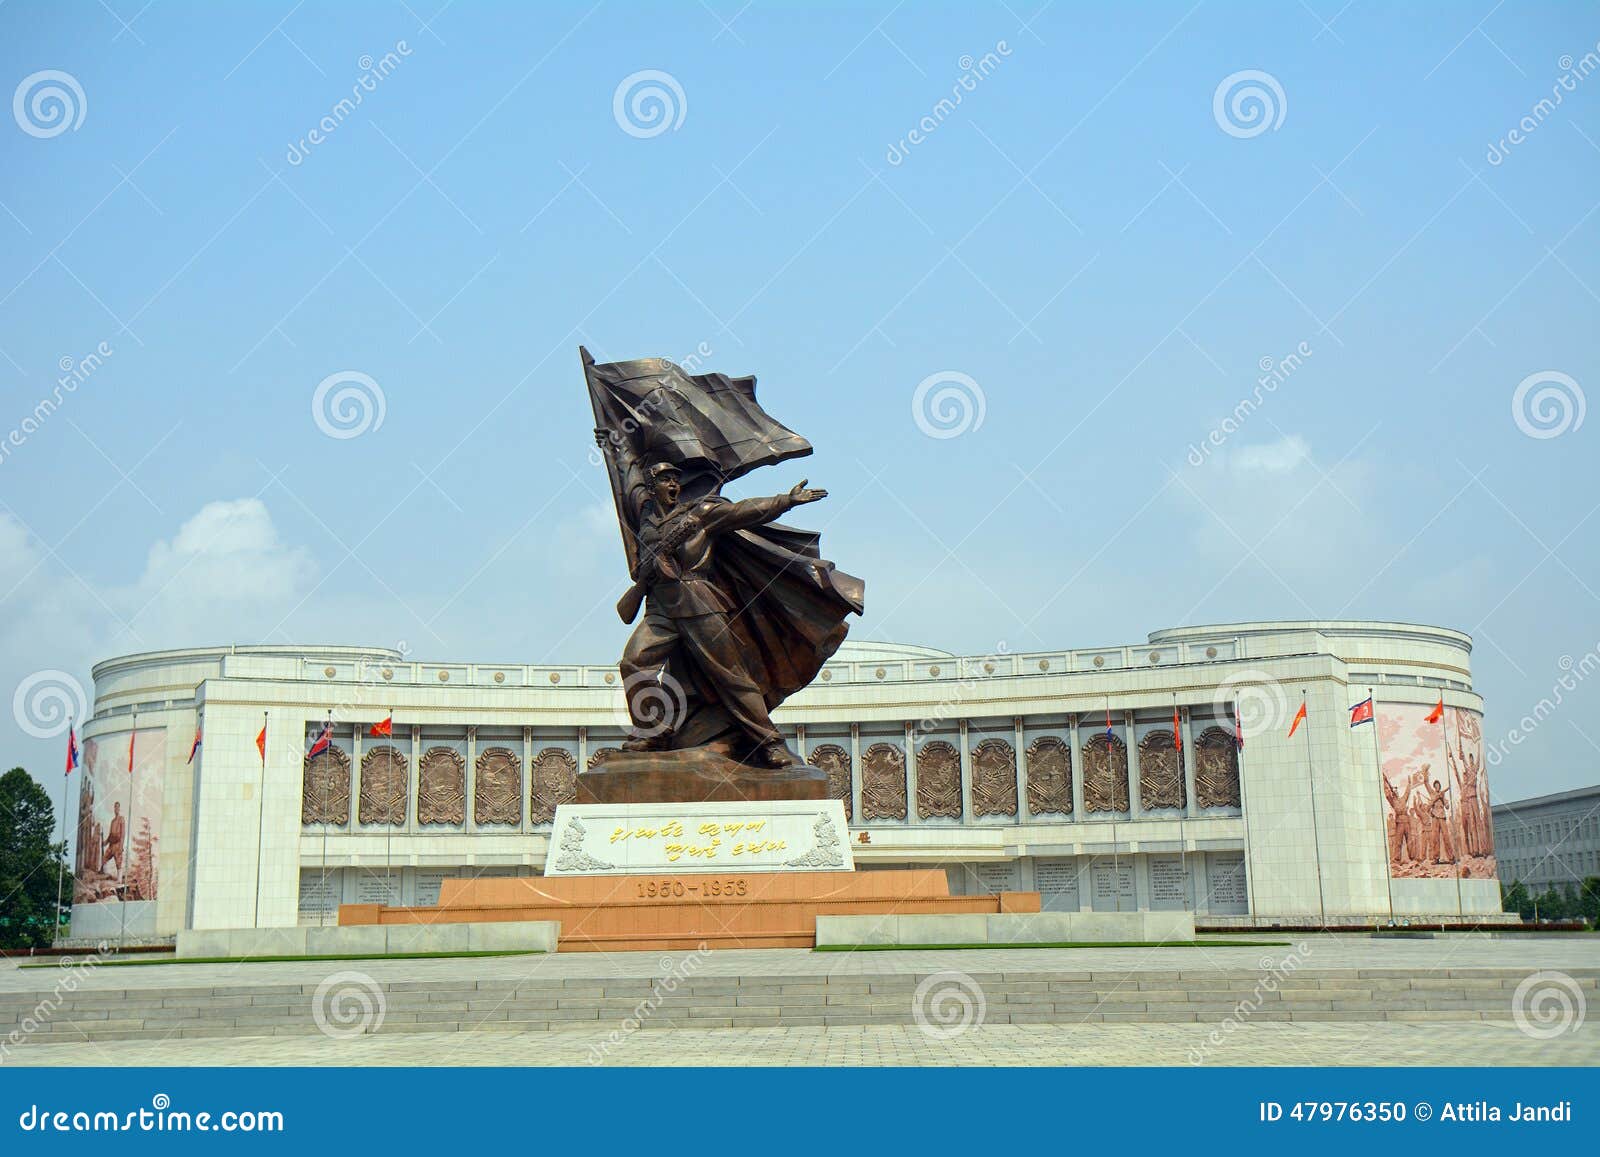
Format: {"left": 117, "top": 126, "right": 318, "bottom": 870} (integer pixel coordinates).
{"left": 465, "top": 725, "right": 477, "bottom": 833}
{"left": 1124, "top": 709, "right": 1141, "bottom": 818}
{"left": 1013, "top": 716, "right": 1026, "bottom": 822}
{"left": 577, "top": 725, "right": 587, "bottom": 775}
{"left": 796, "top": 723, "right": 807, "bottom": 762}
{"left": 1181, "top": 704, "right": 1198, "bottom": 818}
{"left": 904, "top": 722, "right": 918, "bottom": 825}
{"left": 522, "top": 726, "right": 533, "bottom": 837}
{"left": 849, "top": 723, "right": 862, "bottom": 824}
{"left": 409, "top": 723, "right": 421, "bottom": 837}
{"left": 958, "top": 719, "right": 973, "bottom": 821}
{"left": 1068, "top": 713, "right": 1084, "bottom": 819}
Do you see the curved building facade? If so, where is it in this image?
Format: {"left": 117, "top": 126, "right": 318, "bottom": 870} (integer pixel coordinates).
{"left": 70, "top": 620, "right": 1503, "bottom": 940}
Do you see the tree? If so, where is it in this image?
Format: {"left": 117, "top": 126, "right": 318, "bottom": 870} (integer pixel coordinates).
{"left": 1580, "top": 877, "right": 1600, "bottom": 929}
{"left": 0, "top": 767, "right": 71, "bottom": 949}
{"left": 1501, "top": 879, "right": 1531, "bottom": 920}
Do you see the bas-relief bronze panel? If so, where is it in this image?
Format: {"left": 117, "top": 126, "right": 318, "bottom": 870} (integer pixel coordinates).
{"left": 807, "top": 743, "right": 853, "bottom": 821}
{"left": 1138, "top": 729, "right": 1186, "bottom": 811}
{"left": 417, "top": 746, "right": 466, "bottom": 826}
{"left": 1025, "top": 736, "right": 1072, "bottom": 816}
{"left": 587, "top": 746, "right": 622, "bottom": 770}
{"left": 1195, "top": 725, "right": 1242, "bottom": 809}
{"left": 861, "top": 742, "right": 907, "bottom": 822}
{"left": 1081, "top": 733, "right": 1130, "bottom": 814}
{"left": 302, "top": 746, "right": 351, "bottom": 826}
{"left": 916, "top": 740, "right": 961, "bottom": 819}
{"left": 474, "top": 746, "right": 522, "bottom": 826}
{"left": 358, "top": 745, "right": 407, "bottom": 826}
{"left": 971, "top": 738, "right": 1018, "bottom": 818}
{"left": 531, "top": 747, "right": 579, "bottom": 825}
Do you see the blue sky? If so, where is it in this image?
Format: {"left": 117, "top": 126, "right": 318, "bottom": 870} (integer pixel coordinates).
{"left": 1, "top": 1, "right": 1597, "bottom": 804}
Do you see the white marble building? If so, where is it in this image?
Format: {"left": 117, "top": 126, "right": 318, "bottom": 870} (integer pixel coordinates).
{"left": 70, "top": 620, "right": 1504, "bottom": 940}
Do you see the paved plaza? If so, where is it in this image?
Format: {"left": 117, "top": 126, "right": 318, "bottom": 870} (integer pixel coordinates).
{"left": 4, "top": 935, "right": 1596, "bottom": 1067}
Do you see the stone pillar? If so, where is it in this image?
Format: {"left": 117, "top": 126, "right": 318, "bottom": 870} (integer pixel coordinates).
{"left": 409, "top": 723, "right": 421, "bottom": 836}
{"left": 958, "top": 719, "right": 973, "bottom": 820}
{"left": 1013, "top": 716, "right": 1026, "bottom": 822}
{"left": 1124, "top": 709, "right": 1141, "bottom": 818}
{"left": 904, "top": 722, "right": 918, "bottom": 825}
{"left": 1181, "top": 704, "right": 1198, "bottom": 819}
{"left": 796, "top": 723, "right": 807, "bottom": 761}
{"left": 522, "top": 726, "right": 533, "bottom": 837}
{"left": 849, "top": 723, "right": 862, "bottom": 825}
{"left": 1068, "top": 713, "right": 1084, "bottom": 819}
{"left": 465, "top": 725, "right": 477, "bottom": 833}
{"left": 577, "top": 725, "right": 587, "bottom": 774}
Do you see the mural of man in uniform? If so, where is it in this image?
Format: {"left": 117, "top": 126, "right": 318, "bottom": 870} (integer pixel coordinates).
{"left": 103, "top": 801, "right": 126, "bottom": 880}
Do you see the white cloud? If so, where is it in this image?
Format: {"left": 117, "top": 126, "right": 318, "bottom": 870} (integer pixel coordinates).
{"left": 1229, "top": 434, "right": 1310, "bottom": 474}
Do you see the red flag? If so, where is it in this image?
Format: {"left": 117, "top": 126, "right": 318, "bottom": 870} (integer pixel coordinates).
{"left": 1233, "top": 702, "right": 1244, "bottom": 750}
{"left": 65, "top": 725, "right": 79, "bottom": 776}
{"left": 1287, "top": 699, "right": 1308, "bottom": 738}
{"left": 255, "top": 722, "right": 267, "bottom": 764}
{"left": 187, "top": 725, "right": 202, "bottom": 765}
{"left": 1425, "top": 696, "right": 1444, "bottom": 724}
{"left": 1172, "top": 704, "right": 1182, "bottom": 754}
{"left": 1349, "top": 697, "right": 1375, "bottom": 727}
{"left": 127, "top": 730, "right": 136, "bottom": 774}
{"left": 368, "top": 713, "right": 393, "bottom": 738}
{"left": 307, "top": 720, "right": 333, "bottom": 758}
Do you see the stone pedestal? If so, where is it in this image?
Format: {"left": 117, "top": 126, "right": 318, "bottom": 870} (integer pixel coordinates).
{"left": 576, "top": 748, "right": 829, "bottom": 804}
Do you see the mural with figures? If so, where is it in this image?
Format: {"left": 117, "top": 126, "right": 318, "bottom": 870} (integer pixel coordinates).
{"left": 1376, "top": 703, "right": 1495, "bottom": 880}
{"left": 73, "top": 728, "right": 166, "bottom": 907}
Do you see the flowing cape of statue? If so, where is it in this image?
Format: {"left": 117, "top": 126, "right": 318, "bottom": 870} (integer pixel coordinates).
{"left": 581, "top": 347, "right": 865, "bottom": 750}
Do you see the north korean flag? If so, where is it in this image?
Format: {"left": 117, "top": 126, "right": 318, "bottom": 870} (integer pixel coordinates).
{"left": 1349, "top": 697, "right": 1375, "bottom": 727}
{"left": 307, "top": 720, "right": 333, "bottom": 758}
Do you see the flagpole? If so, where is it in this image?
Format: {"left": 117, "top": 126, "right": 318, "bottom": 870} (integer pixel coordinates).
{"left": 1368, "top": 687, "right": 1396, "bottom": 922}
{"left": 385, "top": 709, "right": 394, "bottom": 895}
{"left": 1234, "top": 698, "right": 1259, "bottom": 921}
{"left": 1300, "top": 689, "right": 1326, "bottom": 927}
{"left": 1107, "top": 695, "right": 1121, "bottom": 913}
{"left": 320, "top": 710, "right": 331, "bottom": 927}
{"left": 55, "top": 720, "right": 71, "bottom": 946}
{"left": 1441, "top": 704, "right": 1464, "bottom": 921}
{"left": 121, "top": 711, "right": 136, "bottom": 952}
{"left": 254, "top": 711, "right": 267, "bottom": 928}
{"left": 1175, "top": 695, "right": 1188, "bottom": 912}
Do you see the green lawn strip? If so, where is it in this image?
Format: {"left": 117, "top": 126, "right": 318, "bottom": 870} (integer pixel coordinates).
{"left": 20, "top": 949, "right": 542, "bottom": 969}
{"left": 813, "top": 939, "right": 1287, "bottom": 952}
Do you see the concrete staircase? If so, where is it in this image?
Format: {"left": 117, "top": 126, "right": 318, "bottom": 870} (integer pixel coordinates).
{"left": 7, "top": 966, "right": 1594, "bottom": 1044}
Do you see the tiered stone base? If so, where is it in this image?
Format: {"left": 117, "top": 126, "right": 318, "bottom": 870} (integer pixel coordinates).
{"left": 340, "top": 869, "right": 1040, "bottom": 952}
{"left": 574, "top": 748, "right": 829, "bottom": 804}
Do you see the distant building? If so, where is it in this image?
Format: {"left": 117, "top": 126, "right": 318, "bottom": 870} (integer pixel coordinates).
{"left": 1492, "top": 786, "right": 1600, "bottom": 893}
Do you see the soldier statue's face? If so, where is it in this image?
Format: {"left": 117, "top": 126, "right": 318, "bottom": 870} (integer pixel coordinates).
{"left": 653, "top": 473, "right": 681, "bottom": 509}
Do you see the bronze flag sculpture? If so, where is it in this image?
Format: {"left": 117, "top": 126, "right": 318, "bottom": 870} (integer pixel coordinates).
{"left": 583, "top": 347, "right": 864, "bottom": 774}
